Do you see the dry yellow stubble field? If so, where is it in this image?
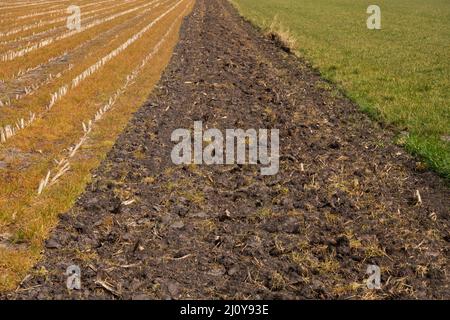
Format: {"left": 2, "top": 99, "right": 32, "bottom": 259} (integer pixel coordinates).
{"left": 0, "top": 0, "right": 194, "bottom": 291}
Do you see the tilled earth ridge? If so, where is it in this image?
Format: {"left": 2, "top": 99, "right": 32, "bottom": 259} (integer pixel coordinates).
{"left": 8, "top": 0, "right": 449, "bottom": 299}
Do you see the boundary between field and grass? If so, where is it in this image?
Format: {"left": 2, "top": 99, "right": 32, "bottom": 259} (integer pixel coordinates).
{"left": 229, "top": 0, "right": 450, "bottom": 181}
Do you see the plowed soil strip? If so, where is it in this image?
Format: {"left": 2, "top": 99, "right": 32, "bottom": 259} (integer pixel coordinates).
{"left": 9, "top": 0, "right": 449, "bottom": 299}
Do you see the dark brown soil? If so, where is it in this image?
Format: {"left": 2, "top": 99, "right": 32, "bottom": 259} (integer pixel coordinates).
{"left": 7, "top": 0, "right": 450, "bottom": 299}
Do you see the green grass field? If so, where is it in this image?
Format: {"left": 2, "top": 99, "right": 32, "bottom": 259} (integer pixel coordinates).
{"left": 231, "top": 0, "right": 450, "bottom": 179}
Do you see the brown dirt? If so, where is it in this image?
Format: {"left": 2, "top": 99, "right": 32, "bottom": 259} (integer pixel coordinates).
{"left": 5, "top": 0, "right": 449, "bottom": 299}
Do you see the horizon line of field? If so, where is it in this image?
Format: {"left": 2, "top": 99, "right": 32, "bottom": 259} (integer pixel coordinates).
{"left": 0, "top": 0, "right": 179, "bottom": 143}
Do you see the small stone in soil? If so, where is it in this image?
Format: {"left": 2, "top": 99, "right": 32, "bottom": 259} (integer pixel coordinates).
{"left": 45, "top": 239, "right": 60, "bottom": 249}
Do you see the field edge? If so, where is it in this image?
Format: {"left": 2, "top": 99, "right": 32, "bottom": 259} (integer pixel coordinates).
{"left": 228, "top": 0, "right": 450, "bottom": 182}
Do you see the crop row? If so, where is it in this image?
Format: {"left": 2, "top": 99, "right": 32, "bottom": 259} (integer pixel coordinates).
{"left": 38, "top": 0, "right": 190, "bottom": 195}
{"left": 1, "top": 0, "right": 158, "bottom": 61}
{"left": 0, "top": 0, "right": 125, "bottom": 38}
{"left": 0, "top": 0, "right": 178, "bottom": 143}
{"left": 1, "top": 0, "right": 166, "bottom": 106}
